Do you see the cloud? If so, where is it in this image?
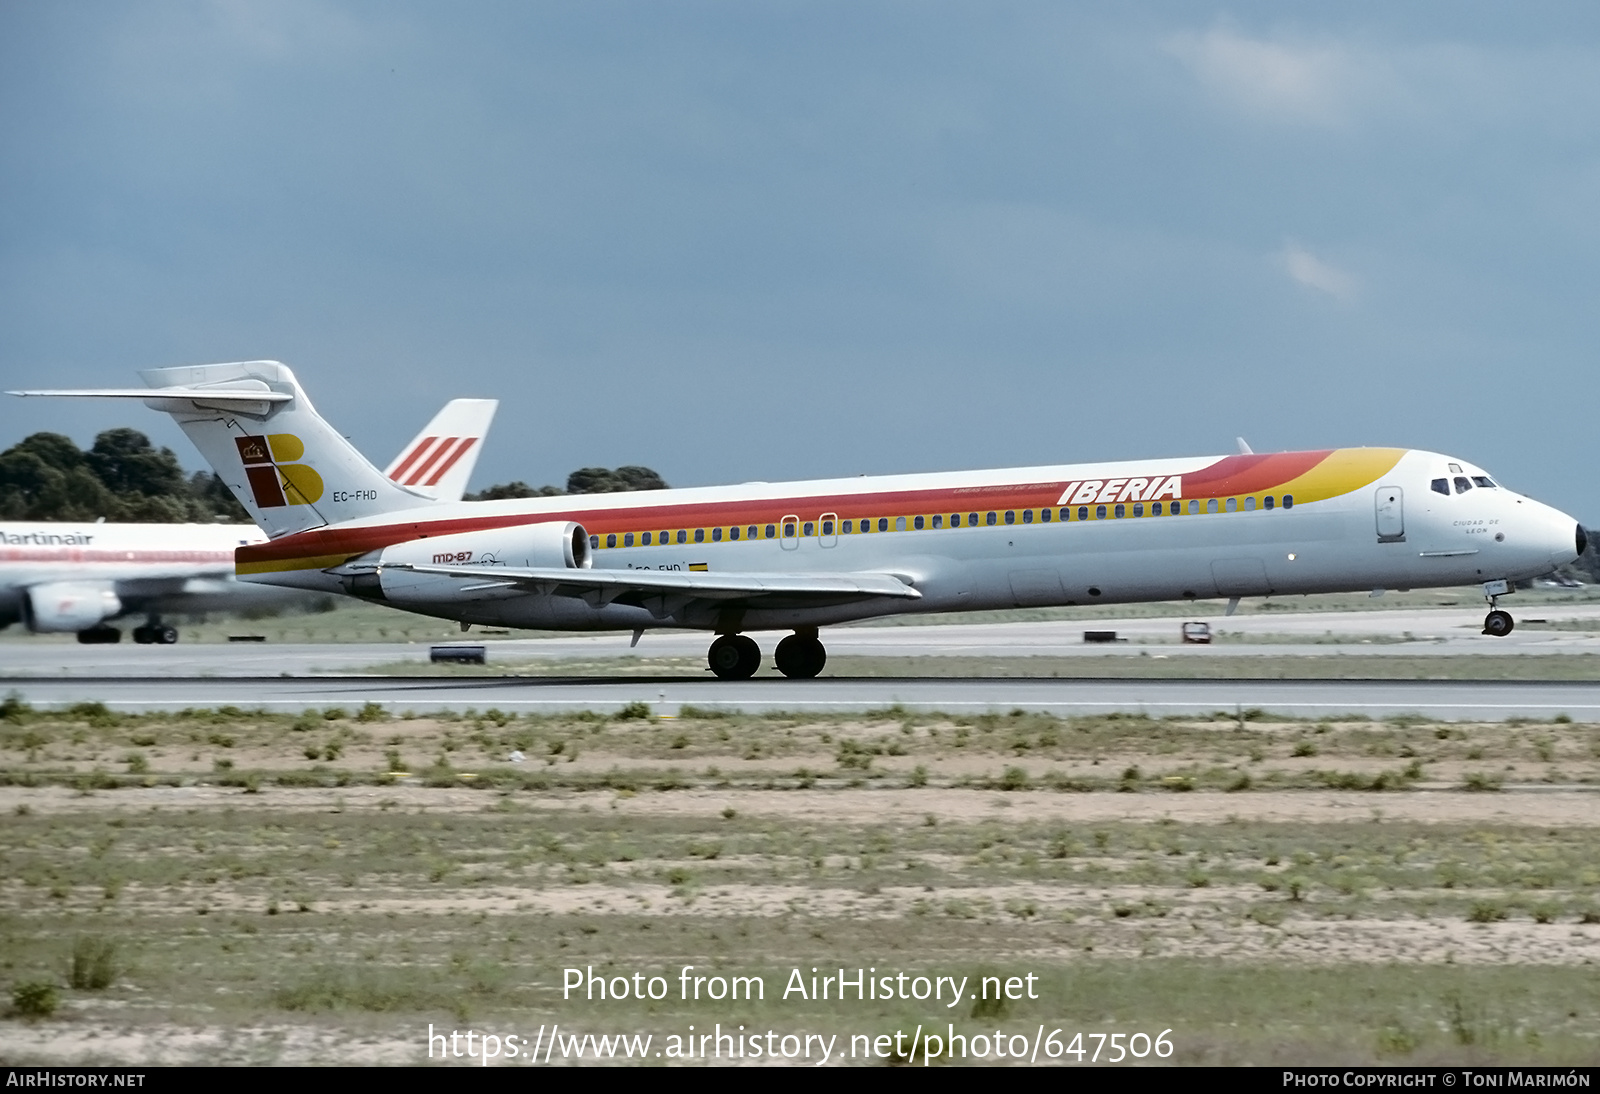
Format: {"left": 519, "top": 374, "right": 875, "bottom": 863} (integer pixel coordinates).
{"left": 1281, "top": 242, "right": 1357, "bottom": 300}
{"left": 1164, "top": 27, "right": 1386, "bottom": 127}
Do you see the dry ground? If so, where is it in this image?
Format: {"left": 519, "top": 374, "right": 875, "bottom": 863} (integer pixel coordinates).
{"left": 3, "top": 700, "right": 1599, "bottom": 1066}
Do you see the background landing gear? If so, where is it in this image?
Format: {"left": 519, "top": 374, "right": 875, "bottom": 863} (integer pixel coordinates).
{"left": 132, "top": 623, "right": 179, "bottom": 644}
{"left": 707, "top": 634, "right": 760, "bottom": 679}
{"left": 75, "top": 625, "right": 121, "bottom": 644}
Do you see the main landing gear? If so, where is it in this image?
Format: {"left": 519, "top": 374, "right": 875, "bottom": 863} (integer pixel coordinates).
{"left": 75, "top": 625, "right": 121, "bottom": 645}
{"left": 132, "top": 615, "right": 179, "bottom": 644}
{"left": 706, "top": 629, "right": 827, "bottom": 680}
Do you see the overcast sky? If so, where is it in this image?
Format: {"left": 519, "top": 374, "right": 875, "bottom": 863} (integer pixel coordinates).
{"left": 3, "top": 2, "right": 1597, "bottom": 519}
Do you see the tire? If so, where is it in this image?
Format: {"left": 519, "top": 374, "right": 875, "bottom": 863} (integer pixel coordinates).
{"left": 132, "top": 626, "right": 155, "bottom": 645}
{"left": 1482, "top": 610, "right": 1514, "bottom": 637}
{"left": 157, "top": 626, "right": 179, "bottom": 645}
{"left": 76, "top": 626, "right": 121, "bottom": 645}
{"left": 708, "top": 635, "right": 759, "bottom": 680}
{"left": 774, "top": 634, "right": 826, "bottom": 679}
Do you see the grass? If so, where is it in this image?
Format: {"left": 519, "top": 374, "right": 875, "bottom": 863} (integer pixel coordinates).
{"left": 4, "top": 703, "right": 1600, "bottom": 1065}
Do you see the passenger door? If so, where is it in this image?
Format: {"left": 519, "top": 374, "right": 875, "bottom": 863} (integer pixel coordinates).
{"left": 1375, "top": 486, "right": 1405, "bottom": 543}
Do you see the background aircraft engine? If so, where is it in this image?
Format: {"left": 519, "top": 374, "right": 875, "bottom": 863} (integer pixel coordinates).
{"left": 23, "top": 582, "right": 121, "bottom": 633}
{"left": 364, "top": 521, "right": 591, "bottom": 606}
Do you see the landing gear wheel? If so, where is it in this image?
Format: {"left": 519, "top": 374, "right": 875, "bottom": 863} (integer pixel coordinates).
{"left": 156, "top": 626, "right": 178, "bottom": 644}
{"left": 774, "top": 634, "right": 826, "bottom": 679}
{"left": 132, "top": 626, "right": 154, "bottom": 644}
{"left": 707, "top": 634, "right": 760, "bottom": 679}
{"left": 1483, "top": 609, "right": 1514, "bottom": 637}
{"left": 76, "top": 625, "right": 121, "bottom": 645}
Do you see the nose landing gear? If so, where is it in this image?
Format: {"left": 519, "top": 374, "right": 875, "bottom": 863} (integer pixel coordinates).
{"left": 1481, "top": 580, "right": 1514, "bottom": 637}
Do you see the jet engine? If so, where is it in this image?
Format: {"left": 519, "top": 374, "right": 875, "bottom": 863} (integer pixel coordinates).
{"left": 24, "top": 582, "right": 121, "bottom": 633}
{"left": 340, "top": 521, "right": 590, "bottom": 604}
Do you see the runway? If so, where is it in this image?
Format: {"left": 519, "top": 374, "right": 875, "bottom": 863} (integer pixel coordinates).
{"left": 3, "top": 604, "right": 1599, "bottom": 678}
{"left": 5, "top": 674, "right": 1598, "bottom": 720}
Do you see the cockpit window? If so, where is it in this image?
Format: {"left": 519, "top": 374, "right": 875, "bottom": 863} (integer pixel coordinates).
{"left": 1472, "top": 476, "right": 1497, "bottom": 488}
{"left": 1431, "top": 478, "right": 1449, "bottom": 496}
{"left": 1453, "top": 477, "right": 1472, "bottom": 494}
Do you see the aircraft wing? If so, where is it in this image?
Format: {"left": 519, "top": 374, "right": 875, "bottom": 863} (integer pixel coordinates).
{"left": 356, "top": 561, "right": 920, "bottom": 615}
{"left": 383, "top": 399, "right": 498, "bottom": 502}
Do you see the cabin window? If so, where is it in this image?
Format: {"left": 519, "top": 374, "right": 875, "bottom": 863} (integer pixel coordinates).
{"left": 712, "top": 527, "right": 722, "bottom": 542}
{"left": 1473, "top": 476, "right": 1497, "bottom": 488}
{"left": 1431, "top": 479, "right": 1449, "bottom": 496}
{"left": 1022, "top": 509, "right": 1033, "bottom": 524}
{"left": 1206, "top": 498, "right": 1218, "bottom": 514}
{"left": 1096, "top": 505, "right": 1107, "bottom": 520}
{"left": 1225, "top": 497, "right": 1238, "bottom": 512}
{"left": 640, "top": 532, "right": 652, "bottom": 545}
{"left": 747, "top": 525, "right": 758, "bottom": 539}
{"left": 1040, "top": 508, "right": 1051, "bottom": 522}
{"left": 1454, "top": 476, "right": 1472, "bottom": 494}
{"left": 784, "top": 522, "right": 796, "bottom": 537}
{"left": 694, "top": 528, "right": 705, "bottom": 543}
{"left": 1004, "top": 510, "right": 1015, "bottom": 524}
{"left": 729, "top": 525, "right": 740, "bottom": 540}
{"left": 590, "top": 535, "right": 599, "bottom": 549}
{"left": 907, "top": 515, "right": 920, "bottom": 530}
{"left": 986, "top": 512, "right": 997, "bottom": 526}
{"left": 879, "top": 518, "right": 890, "bottom": 532}
{"left": 950, "top": 513, "right": 961, "bottom": 527}
{"left": 822, "top": 520, "right": 834, "bottom": 535}
{"left": 624, "top": 532, "right": 634, "bottom": 547}
{"left": 894, "top": 516, "right": 905, "bottom": 531}
{"left": 1114, "top": 503, "right": 1125, "bottom": 519}
{"left": 932, "top": 514, "right": 942, "bottom": 528}
{"left": 842, "top": 519, "right": 853, "bottom": 533}
{"left": 1282, "top": 495, "right": 1294, "bottom": 509}
{"left": 1244, "top": 497, "right": 1256, "bottom": 511}
{"left": 677, "top": 529, "right": 687, "bottom": 544}
{"left": 1262, "top": 496, "right": 1274, "bottom": 511}
{"left": 803, "top": 522, "right": 814, "bottom": 536}
{"left": 1187, "top": 499, "right": 1198, "bottom": 515}
{"left": 765, "top": 524, "right": 776, "bottom": 539}
{"left": 1150, "top": 502, "right": 1162, "bottom": 516}
{"left": 606, "top": 533, "right": 617, "bottom": 548}
{"left": 1078, "top": 507, "right": 1088, "bottom": 521}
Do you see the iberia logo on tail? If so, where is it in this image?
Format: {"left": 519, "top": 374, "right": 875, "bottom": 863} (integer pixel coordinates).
{"left": 235, "top": 434, "right": 324, "bottom": 507}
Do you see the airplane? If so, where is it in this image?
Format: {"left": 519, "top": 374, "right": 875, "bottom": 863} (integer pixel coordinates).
{"left": 11, "top": 360, "right": 1583, "bottom": 675}
{"left": 0, "top": 394, "right": 497, "bottom": 644}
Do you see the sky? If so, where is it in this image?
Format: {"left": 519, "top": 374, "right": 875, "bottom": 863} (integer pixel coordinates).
{"left": 2, "top": 2, "right": 1597, "bottom": 519}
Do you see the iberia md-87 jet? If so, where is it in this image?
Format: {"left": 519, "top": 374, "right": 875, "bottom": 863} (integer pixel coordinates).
{"left": 11, "top": 361, "right": 1584, "bottom": 677}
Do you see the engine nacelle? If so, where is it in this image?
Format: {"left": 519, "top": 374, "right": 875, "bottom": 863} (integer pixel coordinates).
{"left": 341, "top": 521, "right": 591, "bottom": 606}
{"left": 377, "top": 521, "right": 591, "bottom": 571}
{"left": 24, "top": 582, "right": 121, "bottom": 633}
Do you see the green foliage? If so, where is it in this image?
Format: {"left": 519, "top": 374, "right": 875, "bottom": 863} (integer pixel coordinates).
{"left": 615, "top": 701, "right": 653, "bottom": 720}
{"left": 466, "top": 466, "right": 669, "bottom": 501}
{"left": 10, "top": 980, "right": 58, "bottom": 1019}
{"left": 0, "top": 429, "right": 248, "bottom": 522}
{"left": 69, "top": 936, "right": 118, "bottom": 990}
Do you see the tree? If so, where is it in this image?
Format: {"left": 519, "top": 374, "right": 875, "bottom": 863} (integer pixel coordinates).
{"left": 466, "top": 466, "right": 669, "bottom": 501}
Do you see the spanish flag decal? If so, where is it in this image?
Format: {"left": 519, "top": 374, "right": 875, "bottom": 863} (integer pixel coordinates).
{"left": 235, "top": 434, "right": 324, "bottom": 507}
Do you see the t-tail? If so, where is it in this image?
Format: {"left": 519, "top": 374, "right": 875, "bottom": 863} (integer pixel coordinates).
{"left": 10, "top": 361, "right": 435, "bottom": 538}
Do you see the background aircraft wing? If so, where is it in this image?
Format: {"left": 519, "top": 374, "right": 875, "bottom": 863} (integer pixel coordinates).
{"left": 382, "top": 398, "right": 498, "bottom": 501}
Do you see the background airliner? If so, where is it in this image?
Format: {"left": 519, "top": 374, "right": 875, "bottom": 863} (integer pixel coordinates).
{"left": 0, "top": 396, "right": 496, "bottom": 643}
{"left": 13, "top": 361, "right": 1582, "bottom": 674}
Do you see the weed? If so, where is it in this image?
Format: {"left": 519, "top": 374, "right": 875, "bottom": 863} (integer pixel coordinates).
{"left": 68, "top": 936, "right": 118, "bottom": 990}
{"left": 616, "top": 701, "right": 653, "bottom": 720}
{"left": 10, "top": 981, "right": 58, "bottom": 1019}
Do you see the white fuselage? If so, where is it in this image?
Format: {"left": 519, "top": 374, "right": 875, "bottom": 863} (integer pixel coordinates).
{"left": 0, "top": 522, "right": 297, "bottom": 633}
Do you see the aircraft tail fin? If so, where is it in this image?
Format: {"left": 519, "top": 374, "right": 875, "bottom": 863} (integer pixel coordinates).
{"left": 11, "top": 361, "right": 433, "bottom": 538}
{"left": 383, "top": 398, "right": 498, "bottom": 502}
